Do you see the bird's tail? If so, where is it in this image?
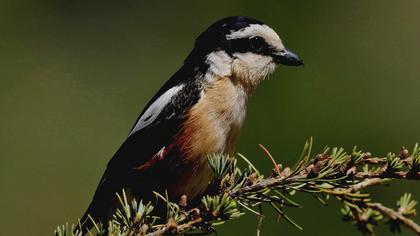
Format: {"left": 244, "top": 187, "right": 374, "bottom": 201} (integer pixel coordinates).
{"left": 73, "top": 203, "right": 97, "bottom": 235}
{"left": 74, "top": 176, "right": 117, "bottom": 235}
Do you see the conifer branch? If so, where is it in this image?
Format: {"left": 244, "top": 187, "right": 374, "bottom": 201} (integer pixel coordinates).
{"left": 55, "top": 140, "right": 420, "bottom": 236}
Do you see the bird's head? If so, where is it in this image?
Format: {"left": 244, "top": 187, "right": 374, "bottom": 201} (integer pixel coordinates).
{"left": 185, "top": 16, "right": 303, "bottom": 90}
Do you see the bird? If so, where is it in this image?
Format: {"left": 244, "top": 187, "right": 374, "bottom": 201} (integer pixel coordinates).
{"left": 78, "top": 16, "right": 303, "bottom": 232}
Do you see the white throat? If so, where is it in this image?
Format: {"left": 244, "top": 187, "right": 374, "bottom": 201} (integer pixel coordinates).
{"left": 205, "top": 50, "right": 276, "bottom": 92}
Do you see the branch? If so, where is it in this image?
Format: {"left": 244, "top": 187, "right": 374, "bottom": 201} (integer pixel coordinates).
{"left": 367, "top": 203, "right": 420, "bottom": 234}
{"left": 55, "top": 141, "right": 420, "bottom": 236}
{"left": 145, "top": 218, "right": 203, "bottom": 236}
{"left": 348, "top": 178, "right": 386, "bottom": 192}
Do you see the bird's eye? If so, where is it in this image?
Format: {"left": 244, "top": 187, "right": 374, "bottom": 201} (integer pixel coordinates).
{"left": 250, "top": 36, "right": 265, "bottom": 52}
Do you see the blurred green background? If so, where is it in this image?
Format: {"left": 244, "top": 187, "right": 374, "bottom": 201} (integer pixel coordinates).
{"left": 1, "top": 0, "right": 420, "bottom": 235}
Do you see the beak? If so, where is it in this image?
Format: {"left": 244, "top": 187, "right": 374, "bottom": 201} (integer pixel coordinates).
{"left": 272, "top": 48, "right": 304, "bottom": 66}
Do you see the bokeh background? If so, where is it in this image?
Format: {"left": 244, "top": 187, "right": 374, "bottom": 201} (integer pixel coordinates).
{"left": 1, "top": 0, "right": 420, "bottom": 235}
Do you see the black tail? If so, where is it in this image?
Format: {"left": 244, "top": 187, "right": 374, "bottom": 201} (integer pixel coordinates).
{"left": 73, "top": 203, "right": 96, "bottom": 235}
{"left": 74, "top": 176, "right": 119, "bottom": 235}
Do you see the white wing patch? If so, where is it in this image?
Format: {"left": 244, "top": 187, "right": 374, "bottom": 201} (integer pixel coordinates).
{"left": 129, "top": 84, "right": 184, "bottom": 136}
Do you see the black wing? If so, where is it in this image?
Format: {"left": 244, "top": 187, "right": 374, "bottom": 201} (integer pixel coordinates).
{"left": 79, "top": 64, "right": 203, "bottom": 229}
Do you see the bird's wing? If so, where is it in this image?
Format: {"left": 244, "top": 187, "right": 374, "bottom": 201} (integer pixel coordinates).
{"left": 80, "top": 66, "right": 203, "bottom": 228}
{"left": 108, "top": 67, "right": 203, "bottom": 172}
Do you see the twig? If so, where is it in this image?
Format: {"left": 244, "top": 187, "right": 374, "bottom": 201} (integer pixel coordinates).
{"left": 348, "top": 178, "right": 387, "bottom": 193}
{"left": 258, "top": 144, "right": 281, "bottom": 175}
{"left": 367, "top": 203, "right": 420, "bottom": 234}
{"left": 356, "top": 171, "right": 420, "bottom": 180}
{"left": 231, "top": 171, "right": 419, "bottom": 199}
{"left": 146, "top": 218, "right": 203, "bottom": 236}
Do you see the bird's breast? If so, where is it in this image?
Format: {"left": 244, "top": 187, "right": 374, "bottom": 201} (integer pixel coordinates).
{"left": 167, "top": 76, "right": 249, "bottom": 198}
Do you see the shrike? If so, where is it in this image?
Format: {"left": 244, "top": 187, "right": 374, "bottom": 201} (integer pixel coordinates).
{"left": 79, "top": 16, "right": 303, "bottom": 231}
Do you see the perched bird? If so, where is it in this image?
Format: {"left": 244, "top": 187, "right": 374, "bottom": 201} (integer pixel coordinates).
{"left": 79, "top": 16, "right": 303, "bottom": 231}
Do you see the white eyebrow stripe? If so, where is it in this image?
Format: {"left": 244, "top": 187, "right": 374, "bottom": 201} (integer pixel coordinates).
{"left": 129, "top": 84, "right": 184, "bottom": 136}
{"left": 226, "top": 24, "right": 278, "bottom": 40}
{"left": 226, "top": 24, "right": 283, "bottom": 50}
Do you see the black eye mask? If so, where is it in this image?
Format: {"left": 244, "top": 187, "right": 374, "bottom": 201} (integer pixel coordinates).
{"left": 226, "top": 36, "right": 275, "bottom": 57}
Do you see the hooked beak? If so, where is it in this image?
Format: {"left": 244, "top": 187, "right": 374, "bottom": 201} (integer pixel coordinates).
{"left": 272, "top": 48, "right": 304, "bottom": 66}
